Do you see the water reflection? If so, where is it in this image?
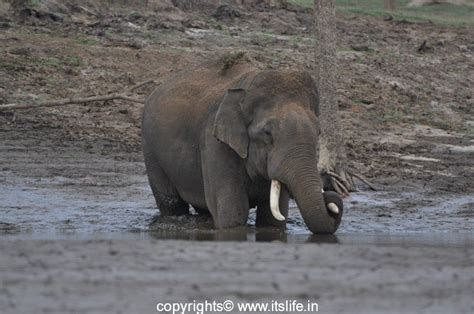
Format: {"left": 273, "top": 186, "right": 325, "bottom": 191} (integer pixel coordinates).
{"left": 145, "top": 214, "right": 474, "bottom": 247}
{"left": 146, "top": 226, "right": 474, "bottom": 247}
{"left": 148, "top": 227, "right": 339, "bottom": 244}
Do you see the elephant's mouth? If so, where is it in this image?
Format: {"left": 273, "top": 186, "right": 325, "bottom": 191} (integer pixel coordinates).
{"left": 269, "top": 180, "right": 340, "bottom": 221}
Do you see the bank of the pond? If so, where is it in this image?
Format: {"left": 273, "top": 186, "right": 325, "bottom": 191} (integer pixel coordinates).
{"left": 0, "top": 239, "right": 472, "bottom": 314}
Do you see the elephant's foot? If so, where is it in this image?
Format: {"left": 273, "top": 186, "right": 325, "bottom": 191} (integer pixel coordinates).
{"left": 158, "top": 195, "right": 190, "bottom": 216}
{"left": 149, "top": 213, "right": 214, "bottom": 231}
{"left": 193, "top": 206, "right": 211, "bottom": 216}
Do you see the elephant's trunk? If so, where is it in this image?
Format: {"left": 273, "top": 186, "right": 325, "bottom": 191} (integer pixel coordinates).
{"left": 289, "top": 173, "right": 339, "bottom": 234}
{"left": 271, "top": 144, "right": 341, "bottom": 234}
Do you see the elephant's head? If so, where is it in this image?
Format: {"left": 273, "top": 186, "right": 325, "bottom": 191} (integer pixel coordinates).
{"left": 213, "top": 70, "right": 342, "bottom": 234}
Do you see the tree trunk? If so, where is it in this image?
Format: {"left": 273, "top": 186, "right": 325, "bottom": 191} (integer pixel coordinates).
{"left": 313, "top": 0, "right": 354, "bottom": 194}
{"left": 384, "top": 0, "right": 396, "bottom": 10}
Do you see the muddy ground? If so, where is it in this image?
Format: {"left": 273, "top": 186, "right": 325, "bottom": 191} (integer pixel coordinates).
{"left": 0, "top": 1, "right": 473, "bottom": 313}
{"left": 1, "top": 239, "right": 473, "bottom": 313}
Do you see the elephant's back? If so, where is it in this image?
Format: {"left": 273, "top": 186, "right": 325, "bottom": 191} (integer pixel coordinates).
{"left": 146, "top": 60, "right": 255, "bottom": 130}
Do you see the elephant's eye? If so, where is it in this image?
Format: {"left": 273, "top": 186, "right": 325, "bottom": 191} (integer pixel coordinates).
{"left": 249, "top": 119, "right": 275, "bottom": 145}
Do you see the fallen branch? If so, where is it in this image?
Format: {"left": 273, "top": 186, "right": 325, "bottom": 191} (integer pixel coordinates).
{"left": 128, "top": 79, "right": 155, "bottom": 93}
{"left": 0, "top": 94, "right": 145, "bottom": 112}
{"left": 327, "top": 170, "right": 346, "bottom": 184}
{"left": 0, "top": 79, "right": 156, "bottom": 112}
{"left": 349, "top": 172, "right": 378, "bottom": 191}
{"left": 325, "top": 170, "right": 356, "bottom": 195}
{"left": 330, "top": 176, "right": 350, "bottom": 197}
{"left": 345, "top": 170, "right": 355, "bottom": 191}
{"left": 330, "top": 176, "right": 345, "bottom": 196}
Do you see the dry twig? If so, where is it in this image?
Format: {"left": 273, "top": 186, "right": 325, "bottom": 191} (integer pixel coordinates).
{"left": 349, "top": 172, "right": 377, "bottom": 191}
{"left": 325, "top": 170, "right": 355, "bottom": 195}
{"left": 329, "top": 175, "right": 350, "bottom": 197}
{"left": 327, "top": 171, "right": 345, "bottom": 184}
{"left": 0, "top": 80, "right": 156, "bottom": 112}
{"left": 330, "top": 176, "right": 345, "bottom": 196}
{"left": 128, "top": 79, "right": 155, "bottom": 93}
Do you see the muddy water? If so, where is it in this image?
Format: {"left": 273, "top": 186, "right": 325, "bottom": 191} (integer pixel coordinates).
{"left": 1, "top": 166, "right": 472, "bottom": 247}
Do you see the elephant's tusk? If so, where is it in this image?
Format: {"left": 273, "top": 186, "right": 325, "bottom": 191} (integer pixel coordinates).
{"left": 270, "top": 180, "right": 286, "bottom": 221}
{"left": 327, "top": 202, "right": 339, "bottom": 215}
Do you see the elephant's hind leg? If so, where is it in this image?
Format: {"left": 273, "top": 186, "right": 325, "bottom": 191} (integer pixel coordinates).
{"left": 144, "top": 155, "right": 189, "bottom": 216}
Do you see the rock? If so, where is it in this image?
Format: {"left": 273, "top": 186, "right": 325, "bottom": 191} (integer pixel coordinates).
{"left": 172, "top": 0, "right": 217, "bottom": 11}
{"left": 351, "top": 45, "right": 370, "bottom": 52}
{"left": 124, "top": 22, "right": 141, "bottom": 30}
{"left": 20, "top": 7, "right": 64, "bottom": 22}
{"left": 182, "top": 19, "right": 208, "bottom": 29}
{"left": 458, "top": 45, "right": 469, "bottom": 52}
{"left": 417, "top": 40, "right": 434, "bottom": 53}
{"left": 127, "top": 11, "right": 142, "bottom": 22}
{"left": 9, "top": 47, "right": 31, "bottom": 56}
{"left": 389, "top": 80, "right": 405, "bottom": 90}
{"left": 126, "top": 39, "right": 146, "bottom": 50}
{"left": 212, "top": 5, "right": 241, "bottom": 21}
{"left": 337, "top": 50, "right": 363, "bottom": 61}
{"left": 0, "top": 21, "right": 11, "bottom": 29}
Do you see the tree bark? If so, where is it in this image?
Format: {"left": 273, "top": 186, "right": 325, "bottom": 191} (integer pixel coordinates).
{"left": 384, "top": 0, "right": 396, "bottom": 10}
{"left": 314, "top": 0, "right": 354, "bottom": 194}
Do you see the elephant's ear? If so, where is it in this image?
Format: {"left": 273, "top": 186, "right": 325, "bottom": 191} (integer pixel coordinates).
{"left": 213, "top": 88, "right": 249, "bottom": 159}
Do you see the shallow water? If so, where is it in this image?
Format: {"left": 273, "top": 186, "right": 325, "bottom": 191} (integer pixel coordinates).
{"left": 2, "top": 227, "right": 472, "bottom": 248}
{"left": 1, "top": 172, "right": 472, "bottom": 247}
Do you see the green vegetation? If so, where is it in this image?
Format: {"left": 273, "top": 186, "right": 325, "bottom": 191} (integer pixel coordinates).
{"left": 128, "top": 11, "right": 141, "bottom": 19}
{"left": 221, "top": 51, "right": 248, "bottom": 71}
{"left": 32, "top": 55, "right": 84, "bottom": 69}
{"left": 367, "top": 104, "right": 458, "bottom": 130}
{"left": 7, "top": 0, "right": 40, "bottom": 8}
{"left": 250, "top": 31, "right": 280, "bottom": 46}
{"left": 33, "top": 57, "right": 63, "bottom": 68}
{"left": 289, "top": 0, "right": 474, "bottom": 26}
{"left": 288, "top": 0, "right": 313, "bottom": 6}
{"left": 382, "top": 108, "right": 405, "bottom": 123}
{"left": 355, "top": 57, "right": 365, "bottom": 64}
{"left": 28, "top": 0, "right": 39, "bottom": 6}
{"left": 143, "top": 31, "right": 160, "bottom": 43}
{"left": 75, "top": 36, "right": 99, "bottom": 46}
{"left": 104, "top": 29, "right": 113, "bottom": 37}
{"left": 0, "top": 57, "right": 27, "bottom": 72}
{"left": 290, "top": 35, "right": 303, "bottom": 46}
{"left": 63, "top": 56, "right": 83, "bottom": 67}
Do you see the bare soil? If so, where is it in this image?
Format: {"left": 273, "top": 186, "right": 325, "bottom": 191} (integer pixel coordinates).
{"left": 0, "top": 1, "right": 473, "bottom": 313}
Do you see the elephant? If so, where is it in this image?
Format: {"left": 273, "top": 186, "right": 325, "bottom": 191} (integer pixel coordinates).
{"left": 141, "top": 56, "right": 343, "bottom": 234}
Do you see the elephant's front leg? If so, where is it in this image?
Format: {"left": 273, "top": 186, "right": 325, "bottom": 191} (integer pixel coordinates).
{"left": 256, "top": 184, "right": 290, "bottom": 228}
{"left": 201, "top": 133, "right": 250, "bottom": 229}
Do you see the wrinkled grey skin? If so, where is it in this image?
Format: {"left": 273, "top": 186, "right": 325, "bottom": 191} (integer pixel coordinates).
{"left": 142, "top": 60, "right": 342, "bottom": 234}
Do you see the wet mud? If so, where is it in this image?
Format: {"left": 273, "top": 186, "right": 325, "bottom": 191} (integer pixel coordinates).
{"left": 1, "top": 132, "right": 472, "bottom": 245}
